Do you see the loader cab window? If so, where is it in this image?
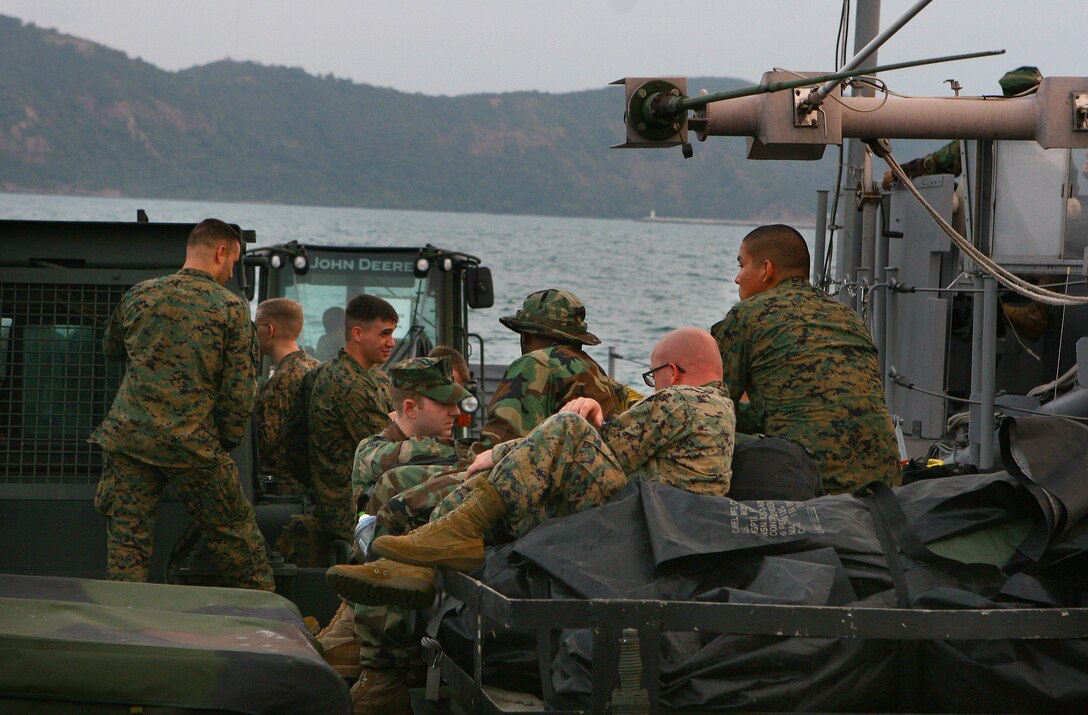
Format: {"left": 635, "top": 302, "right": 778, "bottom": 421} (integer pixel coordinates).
{"left": 272, "top": 249, "right": 438, "bottom": 362}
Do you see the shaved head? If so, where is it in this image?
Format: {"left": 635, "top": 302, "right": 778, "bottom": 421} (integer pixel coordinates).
{"left": 651, "top": 327, "right": 722, "bottom": 386}
{"left": 742, "top": 224, "right": 810, "bottom": 278}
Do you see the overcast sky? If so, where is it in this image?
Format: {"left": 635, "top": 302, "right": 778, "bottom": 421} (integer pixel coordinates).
{"left": 0, "top": 1, "right": 1083, "bottom": 98}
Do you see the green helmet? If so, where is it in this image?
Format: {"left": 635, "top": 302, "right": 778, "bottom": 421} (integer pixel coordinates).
{"left": 999, "top": 66, "right": 1042, "bottom": 97}
{"left": 389, "top": 356, "right": 470, "bottom": 404}
{"left": 499, "top": 289, "right": 601, "bottom": 346}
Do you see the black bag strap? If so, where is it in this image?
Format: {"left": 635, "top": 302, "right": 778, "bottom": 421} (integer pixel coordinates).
{"left": 856, "top": 482, "right": 913, "bottom": 609}
{"left": 529, "top": 566, "right": 557, "bottom": 706}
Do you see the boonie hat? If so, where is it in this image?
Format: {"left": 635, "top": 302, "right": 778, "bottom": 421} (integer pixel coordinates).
{"left": 390, "top": 356, "right": 470, "bottom": 404}
{"left": 999, "top": 66, "right": 1041, "bottom": 97}
{"left": 498, "top": 289, "right": 601, "bottom": 346}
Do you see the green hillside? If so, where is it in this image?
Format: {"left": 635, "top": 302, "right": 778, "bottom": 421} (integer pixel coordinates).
{"left": 0, "top": 15, "right": 846, "bottom": 221}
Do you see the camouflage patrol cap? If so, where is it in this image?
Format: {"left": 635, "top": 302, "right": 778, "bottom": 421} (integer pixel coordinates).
{"left": 999, "top": 66, "right": 1041, "bottom": 97}
{"left": 390, "top": 356, "right": 471, "bottom": 404}
{"left": 499, "top": 289, "right": 601, "bottom": 346}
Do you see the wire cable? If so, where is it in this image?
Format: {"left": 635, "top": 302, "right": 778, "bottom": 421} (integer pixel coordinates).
{"left": 876, "top": 145, "right": 1088, "bottom": 306}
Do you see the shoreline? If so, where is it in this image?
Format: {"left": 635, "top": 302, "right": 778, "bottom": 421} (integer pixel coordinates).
{"left": 639, "top": 212, "right": 816, "bottom": 229}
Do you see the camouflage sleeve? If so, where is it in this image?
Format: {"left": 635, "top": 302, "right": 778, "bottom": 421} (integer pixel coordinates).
{"left": 216, "top": 300, "right": 259, "bottom": 451}
{"left": 711, "top": 311, "right": 760, "bottom": 434}
{"left": 102, "top": 302, "right": 126, "bottom": 362}
{"left": 900, "top": 141, "right": 960, "bottom": 180}
{"left": 478, "top": 353, "right": 557, "bottom": 449}
{"left": 342, "top": 372, "right": 393, "bottom": 446}
{"left": 284, "top": 365, "right": 321, "bottom": 485}
{"left": 599, "top": 391, "right": 687, "bottom": 474}
{"left": 350, "top": 436, "right": 398, "bottom": 505}
{"left": 255, "top": 375, "right": 288, "bottom": 460}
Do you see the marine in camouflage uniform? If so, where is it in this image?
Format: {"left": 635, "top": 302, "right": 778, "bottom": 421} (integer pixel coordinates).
{"left": 350, "top": 428, "right": 465, "bottom": 675}
{"left": 255, "top": 349, "right": 320, "bottom": 496}
{"left": 433, "top": 381, "right": 735, "bottom": 537}
{"left": 711, "top": 225, "right": 900, "bottom": 494}
{"left": 375, "top": 289, "right": 628, "bottom": 535}
{"left": 89, "top": 219, "right": 273, "bottom": 591}
{"left": 275, "top": 349, "right": 393, "bottom": 566}
{"left": 347, "top": 357, "right": 471, "bottom": 711}
{"left": 276, "top": 294, "right": 398, "bottom": 568}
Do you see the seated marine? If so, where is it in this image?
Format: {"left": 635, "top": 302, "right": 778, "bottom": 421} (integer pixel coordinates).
{"left": 366, "top": 288, "right": 630, "bottom": 537}
{"left": 321, "top": 355, "right": 471, "bottom": 714}
{"left": 710, "top": 224, "right": 900, "bottom": 493}
{"left": 325, "top": 327, "right": 736, "bottom": 608}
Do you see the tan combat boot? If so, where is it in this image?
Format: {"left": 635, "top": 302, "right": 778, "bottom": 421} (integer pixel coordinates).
{"left": 372, "top": 477, "right": 507, "bottom": 571}
{"left": 326, "top": 558, "right": 437, "bottom": 609}
{"left": 350, "top": 668, "right": 412, "bottom": 715}
{"left": 317, "top": 600, "right": 361, "bottom": 679}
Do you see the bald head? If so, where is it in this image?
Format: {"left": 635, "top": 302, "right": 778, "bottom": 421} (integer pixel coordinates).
{"left": 742, "top": 224, "right": 810, "bottom": 278}
{"left": 650, "top": 327, "right": 722, "bottom": 388}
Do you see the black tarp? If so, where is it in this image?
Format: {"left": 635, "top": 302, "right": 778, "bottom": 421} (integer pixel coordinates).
{"left": 437, "top": 416, "right": 1088, "bottom": 712}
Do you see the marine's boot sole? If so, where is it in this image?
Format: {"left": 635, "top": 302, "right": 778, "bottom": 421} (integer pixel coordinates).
{"left": 325, "top": 564, "right": 437, "bottom": 610}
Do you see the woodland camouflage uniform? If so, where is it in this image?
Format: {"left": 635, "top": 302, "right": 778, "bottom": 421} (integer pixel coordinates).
{"left": 350, "top": 357, "right": 470, "bottom": 674}
{"left": 431, "top": 382, "right": 736, "bottom": 538}
{"left": 711, "top": 276, "right": 900, "bottom": 493}
{"left": 275, "top": 349, "right": 392, "bottom": 566}
{"left": 89, "top": 267, "right": 273, "bottom": 590}
{"left": 255, "top": 349, "right": 319, "bottom": 496}
{"left": 376, "top": 289, "right": 629, "bottom": 535}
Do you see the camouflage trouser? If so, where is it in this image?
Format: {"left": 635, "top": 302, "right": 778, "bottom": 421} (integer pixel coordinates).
{"left": 94, "top": 451, "right": 274, "bottom": 591}
{"left": 274, "top": 513, "right": 335, "bottom": 568}
{"left": 354, "top": 602, "right": 412, "bottom": 670}
{"left": 351, "top": 465, "right": 458, "bottom": 670}
{"left": 374, "top": 467, "right": 469, "bottom": 536}
{"left": 432, "top": 412, "right": 629, "bottom": 539}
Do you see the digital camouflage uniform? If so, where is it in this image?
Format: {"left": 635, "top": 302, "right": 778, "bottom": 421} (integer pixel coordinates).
{"left": 255, "top": 349, "right": 320, "bottom": 496}
{"left": 377, "top": 289, "right": 629, "bottom": 536}
{"left": 276, "top": 349, "right": 392, "bottom": 566}
{"left": 432, "top": 382, "right": 736, "bottom": 538}
{"left": 711, "top": 276, "right": 900, "bottom": 494}
{"left": 89, "top": 268, "right": 273, "bottom": 591}
{"left": 350, "top": 358, "right": 471, "bottom": 673}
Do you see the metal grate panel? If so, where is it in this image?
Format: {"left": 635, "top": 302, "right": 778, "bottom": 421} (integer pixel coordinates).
{"left": 0, "top": 283, "right": 128, "bottom": 484}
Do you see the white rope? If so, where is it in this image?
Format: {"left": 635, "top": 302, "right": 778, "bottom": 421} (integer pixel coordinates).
{"left": 877, "top": 146, "right": 1088, "bottom": 306}
{"left": 1027, "top": 363, "right": 1079, "bottom": 398}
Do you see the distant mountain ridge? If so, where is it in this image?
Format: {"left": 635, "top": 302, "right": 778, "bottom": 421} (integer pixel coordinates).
{"left": 0, "top": 15, "right": 840, "bottom": 221}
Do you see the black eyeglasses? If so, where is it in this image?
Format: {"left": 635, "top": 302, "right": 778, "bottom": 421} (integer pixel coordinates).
{"left": 642, "top": 363, "right": 685, "bottom": 388}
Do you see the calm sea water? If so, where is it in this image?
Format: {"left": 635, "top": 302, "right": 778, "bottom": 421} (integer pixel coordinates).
{"left": 0, "top": 192, "right": 813, "bottom": 387}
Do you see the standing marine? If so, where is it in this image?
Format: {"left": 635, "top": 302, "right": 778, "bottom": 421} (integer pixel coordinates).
{"left": 275, "top": 293, "right": 397, "bottom": 566}
{"left": 89, "top": 218, "right": 273, "bottom": 590}
{"left": 253, "top": 297, "right": 320, "bottom": 496}
{"left": 710, "top": 224, "right": 900, "bottom": 493}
